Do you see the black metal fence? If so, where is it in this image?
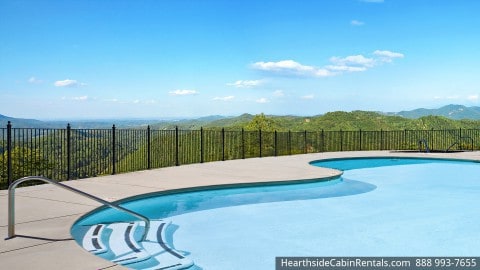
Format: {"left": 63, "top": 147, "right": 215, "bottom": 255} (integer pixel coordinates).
{"left": 1, "top": 121, "right": 479, "bottom": 189}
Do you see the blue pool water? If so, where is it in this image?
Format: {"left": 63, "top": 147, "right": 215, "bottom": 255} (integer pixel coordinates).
{"left": 72, "top": 157, "right": 480, "bottom": 270}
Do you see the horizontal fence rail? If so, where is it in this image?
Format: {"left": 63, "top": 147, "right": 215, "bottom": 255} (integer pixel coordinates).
{"left": 1, "top": 121, "right": 479, "bottom": 189}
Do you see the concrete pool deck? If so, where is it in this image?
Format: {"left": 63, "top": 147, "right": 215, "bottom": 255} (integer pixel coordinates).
{"left": 1, "top": 151, "right": 480, "bottom": 270}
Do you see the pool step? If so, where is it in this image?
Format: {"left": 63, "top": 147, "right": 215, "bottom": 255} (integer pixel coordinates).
{"left": 109, "top": 222, "right": 150, "bottom": 265}
{"left": 81, "top": 220, "right": 193, "bottom": 270}
{"left": 82, "top": 224, "right": 107, "bottom": 254}
{"left": 142, "top": 221, "right": 193, "bottom": 270}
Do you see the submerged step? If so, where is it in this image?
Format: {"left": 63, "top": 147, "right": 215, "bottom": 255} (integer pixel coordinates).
{"left": 108, "top": 222, "right": 151, "bottom": 265}
{"left": 82, "top": 224, "right": 107, "bottom": 254}
{"left": 80, "top": 220, "right": 193, "bottom": 269}
{"left": 141, "top": 220, "right": 194, "bottom": 270}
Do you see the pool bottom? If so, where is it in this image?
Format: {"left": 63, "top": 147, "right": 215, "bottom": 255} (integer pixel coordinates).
{"left": 170, "top": 162, "right": 480, "bottom": 269}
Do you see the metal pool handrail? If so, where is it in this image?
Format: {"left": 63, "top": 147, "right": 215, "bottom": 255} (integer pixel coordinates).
{"left": 6, "top": 176, "right": 150, "bottom": 241}
{"left": 446, "top": 136, "right": 474, "bottom": 152}
{"left": 418, "top": 138, "right": 430, "bottom": 153}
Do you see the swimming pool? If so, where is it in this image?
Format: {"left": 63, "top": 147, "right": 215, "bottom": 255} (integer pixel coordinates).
{"left": 71, "top": 157, "right": 480, "bottom": 269}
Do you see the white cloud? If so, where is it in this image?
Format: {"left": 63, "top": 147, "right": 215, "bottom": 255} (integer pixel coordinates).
{"left": 169, "top": 89, "right": 199, "bottom": 96}
{"left": 253, "top": 60, "right": 311, "bottom": 72}
{"left": 326, "top": 55, "right": 375, "bottom": 73}
{"left": 252, "top": 60, "right": 333, "bottom": 77}
{"left": 351, "top": 20, "right": 365, "bottom": 26}
{"left": 330, "top": 55, "right": 376, "bottom": 67}
{"left": 227, "top": 80, "right": 263, "bottom": 88}
{"left": 326, "top": 65, "right": 368, "bottom": 72}
{"left": 301, "top": 94, "right": 315, "bottom": 100}
{"left": 373, "top": 50, "right": 404, "bottom": 58}
{"left": 468, "top": 94, "right": 479, "bottom": 101}
{"left": 28, "top": 77, "right": 42, "bottom": 84}
{"left": 253, "top": 50, "right": 404, "bottom": 78}
{"left": 256, "top": 98, "right": 269, "bottom": 103}
{"left": 273, "top": 90, "right": 285, "bottom": 97}
{"left": 373, "top": 50, "right": 405, "bottom": 62}
{"left": 213, "top": 96, "right": 235, "bottom": 101}
{"left": 54, "top": 79, "right": 85, "bottom": 87}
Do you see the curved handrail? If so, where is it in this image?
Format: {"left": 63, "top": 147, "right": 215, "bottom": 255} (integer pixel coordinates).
{"left": 446, "top": 142, "right": 459, "bottom": 152}
{"left": 418, "top": 139, "right": 430, "bottom": 153}
{"left": 7, "top": 176, "right": 150, "bottom": 241}
{"left": 446, "top": 136, "right": 474, "bottom": 152}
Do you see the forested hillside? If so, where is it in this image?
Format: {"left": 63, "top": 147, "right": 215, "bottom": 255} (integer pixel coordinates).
{"left": 150, "top": 111, "right": 480, "bottom": 131}
{"left": 393, "top": 104, "right": 480, "bottom": 120}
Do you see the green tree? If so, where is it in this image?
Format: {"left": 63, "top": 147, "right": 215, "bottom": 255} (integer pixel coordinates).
{"left": 245, "top": 113, "right": 279, "bottom": 131}
{"left": 0, "top": 147, "right": 53, "bottom": 188}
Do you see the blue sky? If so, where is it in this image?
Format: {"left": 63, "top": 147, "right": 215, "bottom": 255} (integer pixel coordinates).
{"left": 1, "top": 0, "right": 480, "bottom": 119}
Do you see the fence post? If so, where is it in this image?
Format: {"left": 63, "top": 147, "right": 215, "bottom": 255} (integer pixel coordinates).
{"left": 241, "top": 128, "right": 245, "bottom": 159}
{"left": 222, "top": 128, "right": 225, "bottom": 161}
{"left": 112, "top": 125, "right": 116, "bottom": 175}
{"left": 175, "top": 126, "right": 179, "bottom": 166}
{"left": 380, "top": 129, "right": 384, "bottom": 150}
{"left": 67, "top": 123, "right": 71, "bottom": 180}
{"left": 459, "top": 128, "right": 462, "bottom": 151}
{"left": 7, "top": 121, "right": 12, "bottom": 186}
{"left": 304, "top": 130, "right": 307, "bottom": 154}
{"left": 200, "top": 127, "right": 204, "bottom": 163}
{"left": 340, "top": 130, "right": 343, "bottom": 152}
{"left": 359, "top": 129, "right": 362, "bottom": 151}
{"left": 321, "top": 129, "right": 325, "bottom": 152}
{"left": 147, "top": 125, "right": 151, "bottom": 169}
{"left": 274, "top": 130, "right": 277, "bottom": 156}
{"left": 288, "top": 130, "right": 292, "bottom": 155}
{"left": 259, "top": 129, "right": 262, "bottom": 158}
{"left": 428, "top": 128, "right": 437, "bottom": 150}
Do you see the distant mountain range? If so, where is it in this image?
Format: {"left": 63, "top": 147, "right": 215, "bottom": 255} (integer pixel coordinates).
{"left": 0, "top": 115, "right": 167, "bottom": 129}
{"left": 0, "top": 114, "right": 49, "bottom": 128}
{"left": 2, "top": 104, "right": 480, "bottom": 129}
{"left": 388, "top": 104, "right": 480, "bottom": 120}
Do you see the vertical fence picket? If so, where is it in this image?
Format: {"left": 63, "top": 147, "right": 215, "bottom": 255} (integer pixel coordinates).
{"left": 304, "top": 130, "right": 307, "bottom": 154}
{"left": 6, "top": 122, "right": 12, "bottom": 186}
{"left": 200, "top": 127, "right": 204, "bottom": 163}
{"left": 221, "top": 128, "right": 225, "bottom": 161}
{"left": 67, "top": 124, "right": 71, "bottom": 180}
{"left": 258, "top": 129, "right": 261, "bottom": 158}
{"left": 147, "top": 126, "right": 151, "bottom": 169}
{"left": 274, "top": 130, "right": 277, "bottom": 156}
{"left": 175, "top": 126, "right": 179, "bottom": 166}
{"left": 288, "top": 130, "right": 292, "bottom": 155}
{"left": 112, "top": 125, "right": 116, "bottom": 175}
